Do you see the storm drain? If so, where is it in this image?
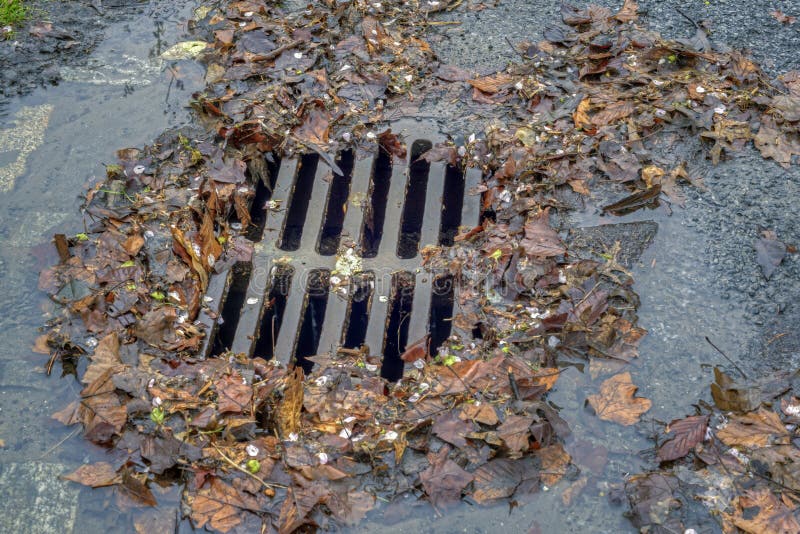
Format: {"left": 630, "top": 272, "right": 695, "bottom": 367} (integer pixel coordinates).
{"left": 198, "top": 121, "right": 481, "bottom": 380}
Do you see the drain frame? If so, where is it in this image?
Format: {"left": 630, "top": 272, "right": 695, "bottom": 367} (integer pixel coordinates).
{"left": 198, "top": 120, "right": 481, "bottom": 369}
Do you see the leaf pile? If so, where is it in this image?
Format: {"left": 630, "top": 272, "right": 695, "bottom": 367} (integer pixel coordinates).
{"left": 626, "top": 367, "right": 800, "bottom": 533}
{"left": 37, "top": 0, "right": 800, "bottom": 532}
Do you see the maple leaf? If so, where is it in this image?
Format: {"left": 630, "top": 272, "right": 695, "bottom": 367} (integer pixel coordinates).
{"left": 587, "top": 372, "right": 651, "bottom": 426}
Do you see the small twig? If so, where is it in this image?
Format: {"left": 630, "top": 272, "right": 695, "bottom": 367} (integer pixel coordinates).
{"left": 257, "top": 39, "right": 304, "bottom": 62}
{"left": 505, "top": 36, "right": 528, "bottom": 61}
{"left": 704, "top": 336, "right": 748, "bottom": 380}
{"left": 674, "top": 6, "right": 701, "bottom": 29}
{"left": 38, "top": 426, "right": 82, "bottom": 460}
{"left": 211, "top": 443, "right": 286, "bottom": 489}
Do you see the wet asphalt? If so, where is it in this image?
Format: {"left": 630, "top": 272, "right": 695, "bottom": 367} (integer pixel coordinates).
{"left": 1, "top": 1, "right": 799, "bottom": 532}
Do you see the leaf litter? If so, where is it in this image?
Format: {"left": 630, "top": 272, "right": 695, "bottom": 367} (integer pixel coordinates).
{"left": 34, "top": 0, "right": 800, "bottom": 531}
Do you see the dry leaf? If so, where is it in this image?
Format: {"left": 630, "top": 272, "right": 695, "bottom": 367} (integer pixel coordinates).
{"left": 62, "top": 462, "right": 120, "bottom": 488}
{"left": 276, "top": 367, "right": 304, "bottom": 438}
{"left": 717, "top": 409, "right": 789, "bottom": 449}
{"left": 587, "top": 372, "right": 651, "bottom": 426}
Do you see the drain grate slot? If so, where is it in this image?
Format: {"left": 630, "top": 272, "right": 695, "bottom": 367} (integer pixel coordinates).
{"left": 198, "top": 120, "right": 485, "bottom": 378}
{"left": 439, "top": 165, "right": 467, "bottom": 246}
{"left": 381, "top": 272, "right": 415, "bottom": 381}
{"left": 429, "top": 274, "right": 455, "bottom": 353}
{"left": 280, "top": 154, "right": 318, "bottom": 251}
{"left": 397, "top": 140, "right": 432, "bottom": 259}
{"left": 244, "top": 155, "right": 279, "bottom": 242}
{"left": 343, "top": 273, "right": 374, "bottom": 349}
{"left": 318, "top": 151, "right": 355, "bottom": 255}
{"left": 361, "top": 150, "right": 392, "bottom": 258}
{"left": 295, "top": 270, "right": 330, "bottom": 372}
{"left": 252, "top": 266, "right": 293, "bottom": 360}
{"left": 213, "top": 263, "right": 252, "bottom": 353}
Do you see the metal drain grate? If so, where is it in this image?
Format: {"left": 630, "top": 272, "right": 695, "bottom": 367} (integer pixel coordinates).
{"left": 198, "top": 120, "right": 481, "bottom": 379}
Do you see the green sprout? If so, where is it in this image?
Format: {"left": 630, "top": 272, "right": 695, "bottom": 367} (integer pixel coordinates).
{"left": 120, "top": 260, "right": 135, "bottom": 268}
{"left": 442, "top": 354, "right": 458, "bottom": 366}
{"left": 246, "top": 459, "right": 261, "bottom": 474}
{"left": 75, "top": 233, "right": 89, "bottom": 242}
{"left": 150, "top": 290, "right": 166, "bottom": 301}
{"left": 150, "top": 406, "right": 165, "bottom": 425}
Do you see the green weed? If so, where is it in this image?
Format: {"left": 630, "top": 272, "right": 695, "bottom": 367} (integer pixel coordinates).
{"left": 0, "top": 0, "right": 27, "bottom": 27}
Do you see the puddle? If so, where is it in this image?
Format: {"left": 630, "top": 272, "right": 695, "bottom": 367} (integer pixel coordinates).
{"left": 0, "top": 1, "right": 206, "bottom": 531}
{"left": 2, "top": 0, "right": 795, "bottom": 532}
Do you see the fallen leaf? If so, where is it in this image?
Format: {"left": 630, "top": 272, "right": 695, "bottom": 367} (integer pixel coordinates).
{"left": 471, "top": 458, "right": 524, "bottom": 504}
{"left": 771, "top": 10, "right": 797, "bottom": 25}
{"left": 191, "top": 478, "right": 258, "bottom": 533}
{"left": 724, "top": 488, "right": 800, "bottom": 534}
{"left": 276, "top": 367, "right": 304, "bottom": 438}
{"left": 467, "top": 73, "right": 514, "bottom": 94}
{"left": 538, "top": 443, "right": 571, "bottom": 486}
{"left": 717, "top": 408, "right": 789, "bottom": 449}
{"left": 420, "top": 446, "right": 473, "bottom": 508}
{"left": 216, "top": 373, "right": 253, "bottom": 414}
{"left": 497, "top": 415, "right": 534, "bottom": 454}
{"left": 587, "top": 372, "right": 651, "bottom": 426}
{"left": 62, "top": 462, "right": 120, "bottom": 488}
{"left": 657, "top": 415, "right": 709, "bottom": 462}
{"left": 755, "top": 230, "right": 786, "bottom": 280}
{"left": 520, "top": 208, "right": 566, "bottom": 258}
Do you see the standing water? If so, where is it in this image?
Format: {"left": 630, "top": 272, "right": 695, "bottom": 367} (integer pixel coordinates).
{"left": 0, "top": 1, "right": 205, "bottom": 531}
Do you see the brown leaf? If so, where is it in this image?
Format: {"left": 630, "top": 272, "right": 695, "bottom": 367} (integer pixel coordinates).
{"left": 278, "top": 484, "right": 331, "bottom": 534}
{"left": 191, "top": 478, "right": 257, "bottom": 533}
{"left": 400, "top": 335, "right": 429, "bottom": 363}
{"left": 420, "top": 446, "right": 473, "bottom": 508}
{"left": 216, "top": 373, "right": 253, "bottom": 414}
{"left": 293, "top": 104, "right": 330, "bottom": 146}
{"left": 613, "top": 0, "right": 639, "bottom": 22}
{"left": 460, "top": 402, "right": 499, "bottom": 426}
{"left": 587, "top": 372, "right": 651, "bottom": 426}
{"left": 657, "top": 415, "right": 709, "bottom": 462}
{"left": 471, "top": 458, "right": 524, "bottom": 504}
{"left": 82, "top": 332, "right": 124, "bottom": 385}
{"left": 771, "top": 10, "right": 797, "bottom": 24}
{"left": 538, "top": 443, "right": 571, "bottom": 486}
{"left": 122, "top": 234, "right": 145, "bottom": 256}
{"left": 573, "top": 98, "right": 594, "bottom": 132}
{"left": 433, "top": 412, "right": 475, "bottom": 448}
{"left": 378, "top": 129, "right": 407, "bottom": 160}
{"left": 592, "top": 100, "right": 635, "bottom": 127}
{"left": 724, "top": 488, "right": 800, "bottom": 534}
{"left": 327, "top": 490, "right": 375, "bottom": 526}
{"left": 520, "top": 208, "right": 566, "bottom": 258}
{"left": 62, "top": 462, "right": 120, "bottom": 488}
{"left": 276, "top": 367, "right": 304, "bottom": 438}
{"left": 717, "top": 408, "right": 789, "bottom": 449}
{"left": 120, "top": 467, "right": 158, "bottom": 507}
{"left": 497, "top": 415, "right": 534, "bottom": 454}
{"left": 467, "top": 73, "right": 514, "bottom": 94}
{"left": 79, "top": 367, "right": 127, "bottom": 444}
{"left": 172, "top": 227, "right": 208, "bottom": 291}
